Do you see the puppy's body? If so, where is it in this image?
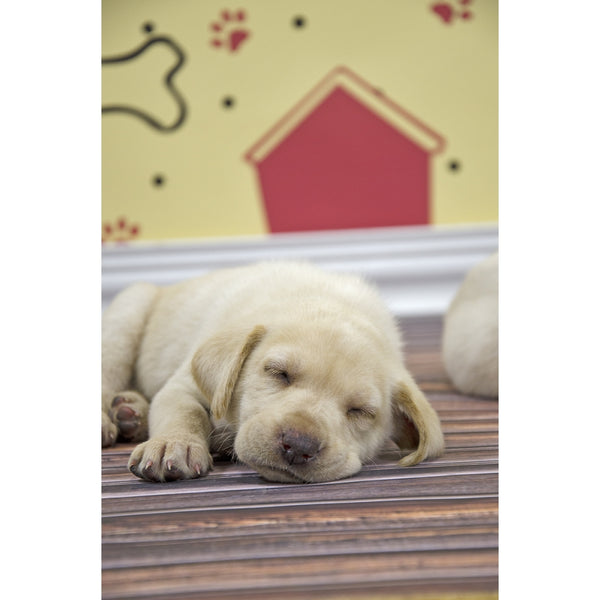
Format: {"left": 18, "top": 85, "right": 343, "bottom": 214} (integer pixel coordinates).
{"left": 102, "top": 261, "right": 444, "bottom": 483}
{"left": 442, "top": 253, "right": 498, "bottom": 397}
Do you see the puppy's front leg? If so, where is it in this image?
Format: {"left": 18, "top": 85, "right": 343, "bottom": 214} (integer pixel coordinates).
{"left": 128, "top": 374, "right": 213, "bottom": 482}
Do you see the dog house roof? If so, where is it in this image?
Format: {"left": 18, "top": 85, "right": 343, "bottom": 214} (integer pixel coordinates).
{"left": 244, "top": 66, "right": 445, "bottom": 164}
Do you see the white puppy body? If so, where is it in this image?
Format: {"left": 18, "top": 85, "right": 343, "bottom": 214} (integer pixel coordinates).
{"left": 442, "top": 253, "right": 498, "bottom": 397}
{"left": 102, "top": 261, "right": 444, "bottom": 483}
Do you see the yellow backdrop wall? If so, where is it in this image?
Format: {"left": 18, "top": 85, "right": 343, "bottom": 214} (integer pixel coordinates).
{"left": 102, "top": 0, "right": 497, "bottom": 243}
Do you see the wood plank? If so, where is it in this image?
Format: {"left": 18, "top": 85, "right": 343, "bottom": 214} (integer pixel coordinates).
{"left": 103, "top": 526, "right": 498, "bottom": 569}
{"left": 102, "top": 472, "right": 498, "bottom": 516}
{"left": 102, "top": 497, "right": 498, "bottom": 546}
{"left": 100, "top": 581, "right": 499, "bottom": 600}
{"left": 102, "top": 549, "right": 498, "bottom": 599}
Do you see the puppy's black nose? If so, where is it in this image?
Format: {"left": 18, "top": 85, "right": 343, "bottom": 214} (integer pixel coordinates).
{"left": 280, "top": 429, "right": 321, "bottom": 465}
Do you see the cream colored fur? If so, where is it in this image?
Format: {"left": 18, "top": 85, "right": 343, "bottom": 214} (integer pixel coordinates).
{"left": 102, "top": 261, "right": 444, "bottom": 483}
{"left": 442, "top": 253, "right": 498, "bottom": 397}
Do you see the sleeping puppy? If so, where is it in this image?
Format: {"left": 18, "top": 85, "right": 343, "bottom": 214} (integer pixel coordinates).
{"left": 102, "top": 261, "right": 444, "bottom": 483}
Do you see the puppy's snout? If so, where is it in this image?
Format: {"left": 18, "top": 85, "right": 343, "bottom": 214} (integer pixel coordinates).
{"left": 280, "top": 429, "right": 321, "bottom": 465}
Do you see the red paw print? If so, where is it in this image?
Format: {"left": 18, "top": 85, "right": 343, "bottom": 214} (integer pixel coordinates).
{"left": 431, "top": 0, "right": 474, "bottom": 24}
{"left": 210, "top": 9, "right": 251, "bottom": 53}
{"left": 102, "top": 218, "right": 140, "bottom": 244}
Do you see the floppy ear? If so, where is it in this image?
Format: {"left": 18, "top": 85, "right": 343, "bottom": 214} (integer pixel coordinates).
{"left": 391, "top": 370, "right": 444, "bottom": 467}
{"left": 191, "top": 325, "right": 266, "bottom": 420}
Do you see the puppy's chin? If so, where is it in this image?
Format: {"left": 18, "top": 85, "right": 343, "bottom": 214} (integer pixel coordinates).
{"left": 250, "top": 461, "right": 361, "bottom": 484}
{"left": 252, "top": 464, "right": 312, "bottom": 484}
{"left": 237, "top": 445, "right": 363, "bottom": 484}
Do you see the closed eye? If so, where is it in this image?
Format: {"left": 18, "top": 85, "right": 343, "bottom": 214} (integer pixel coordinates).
{"left": 346, "top": 406, "right": 377, "bottom": 420}
{"left": 264, "top": 363, "right": 292, "bottom": 385}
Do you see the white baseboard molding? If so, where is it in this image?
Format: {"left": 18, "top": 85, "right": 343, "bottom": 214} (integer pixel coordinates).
{"left": 102, "top": 224, "right": 498, "bottom": 317}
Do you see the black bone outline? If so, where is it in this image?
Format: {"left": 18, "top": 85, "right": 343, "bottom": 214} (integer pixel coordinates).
{"left": 102, "top": 36, "right": 187, "bottom": 132}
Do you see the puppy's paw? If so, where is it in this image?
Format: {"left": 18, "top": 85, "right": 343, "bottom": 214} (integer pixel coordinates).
{"left": 108, "top": 391, "right": 149, "bottom": 443}
{"left": 102, "top": 411, "right": 118, "bottom": 447}
{"left": 128, "top": 435, "right": 213, "bottom": 482}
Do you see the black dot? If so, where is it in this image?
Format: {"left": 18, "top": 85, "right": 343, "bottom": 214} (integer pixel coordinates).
{"left": 152, "top": 174, "right": 165, "bottom": 186}
{"left": 293, "top": 16, "right": 307, "bottom": 28}
{"left": 222, "top": 96, "right": 235, "bottom": 108}
{"left": 448, "top": 160, "right": 461, "bottom": 172}
{"left": 142, "top": 22, "right": 154, "bottom": 34}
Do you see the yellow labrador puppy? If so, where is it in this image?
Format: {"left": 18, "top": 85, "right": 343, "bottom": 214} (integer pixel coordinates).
{"left": 102, "top": 261, "right": 444, "bottom": 483}
{"left": 442, "top": 253, "right": 498, "bottom": 397}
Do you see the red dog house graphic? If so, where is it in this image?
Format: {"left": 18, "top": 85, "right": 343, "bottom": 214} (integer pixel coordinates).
{"left": 245, "top": 66, "right": 446, "bottom": 233}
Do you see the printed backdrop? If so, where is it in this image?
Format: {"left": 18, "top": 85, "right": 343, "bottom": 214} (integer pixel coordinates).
{"left": 102, "top": 0, "right": 497, "bottom": 243}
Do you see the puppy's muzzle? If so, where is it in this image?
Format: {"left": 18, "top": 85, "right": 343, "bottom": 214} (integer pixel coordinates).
{"left": 280, "top": 429, "right": 321, "bottom": 465}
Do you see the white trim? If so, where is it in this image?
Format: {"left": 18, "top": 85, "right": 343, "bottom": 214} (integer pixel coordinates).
{"left": 102, "top": 224, "right": 498, "bottom": 316}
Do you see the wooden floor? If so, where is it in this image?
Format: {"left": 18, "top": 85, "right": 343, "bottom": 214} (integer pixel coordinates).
{"left": 102, "top": 315, "right": 498, "bottom": 600}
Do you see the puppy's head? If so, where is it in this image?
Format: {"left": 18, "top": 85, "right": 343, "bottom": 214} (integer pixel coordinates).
{"left": 192, "top": 322, "right": 444, "bottom": 483}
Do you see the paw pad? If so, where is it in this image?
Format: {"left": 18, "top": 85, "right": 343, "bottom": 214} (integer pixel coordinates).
{"left": 116, "top": 405, "right": 138, "bottom": 434}
{"left": 108, "top": 393, "right": 149, "bottom": 442}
